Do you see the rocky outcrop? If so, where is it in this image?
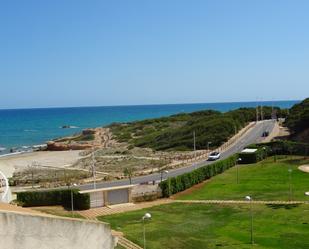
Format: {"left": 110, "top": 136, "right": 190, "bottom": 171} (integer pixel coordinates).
{"left": 46, "top": 141, "right": 93, "bottom": 151}
{"left": 46, "top": 128, "right": 114, "bottom": 151}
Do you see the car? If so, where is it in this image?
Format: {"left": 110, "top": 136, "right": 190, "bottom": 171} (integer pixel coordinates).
{"left": 208, "top": 151, "right": 221, "bottom": 161}
{"left": 262, "top": 131, "right": 269, "bottom": 137}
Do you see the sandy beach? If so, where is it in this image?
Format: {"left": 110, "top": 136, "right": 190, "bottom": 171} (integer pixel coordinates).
{"left": 0, "top": 150, "right": 84, "bottom": 178}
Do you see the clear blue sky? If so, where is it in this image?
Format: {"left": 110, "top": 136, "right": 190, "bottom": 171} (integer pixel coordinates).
{"left": 1, "top": 0, "right": 308, "bottom": 109}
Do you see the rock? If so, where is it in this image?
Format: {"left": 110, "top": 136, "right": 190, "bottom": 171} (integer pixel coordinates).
{"left": 46, "top": 141, "right": 92, "bottom": 151}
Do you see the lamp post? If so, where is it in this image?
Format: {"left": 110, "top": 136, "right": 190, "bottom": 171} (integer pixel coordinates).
{"left": 245, "top": 196, "right": 254, "bottom": 244}
{"left": 207, "top": 142, "right": 212, "bottom": 152}
{"left": 160, "top": 170, "right": 169, "bottom": 182}
{"left": 142, "top": 213, "right": 152, "bottom": 249}
{"left": 207, "top": 142, "right": 212, "bottom": 159}
{"left": 71, "top": 183, "right": 77, "bottom": 217}
{"left": 288, "top": 168, "right": 293, "bottom": 201}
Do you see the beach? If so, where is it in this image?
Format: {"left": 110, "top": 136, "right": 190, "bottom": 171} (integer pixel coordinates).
{"left": 0, "top": 150, "right": 84, "bottom": 178}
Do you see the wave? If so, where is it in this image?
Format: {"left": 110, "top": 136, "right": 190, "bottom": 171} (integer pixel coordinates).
{"left": 24, "top": 129, "right": 38, "bottom": 132}
{"left": 0, "top": 147, "right": 6, "bottom": 152}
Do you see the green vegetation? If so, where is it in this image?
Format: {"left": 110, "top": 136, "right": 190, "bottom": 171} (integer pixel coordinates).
{"left": 178, "top": 156, "right": 309, "bottom": 201}
{"left": 101, "top": 156, "right": 309, "bottom": 248}
{"left": 159, "top": 155, "right": 238, "bottom": 197}
{"left": 100, "top": 203, "right": 309, "bottom": 249}
{"left": 285, "top": 98, "right": 309, "bottom": 137}
{"left": 110, "top": 107, "right": 287, "bottom": 151}
{"left": 250, "top": 140, "right": 309, "bottom": 158}
{"left": 17, "top": 189, "right": 90, "bottom": 210}
{"left": 123, "top": 167, "right": 134, "bottom": 184}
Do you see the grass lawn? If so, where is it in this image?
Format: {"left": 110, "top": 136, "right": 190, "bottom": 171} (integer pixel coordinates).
{"left": 100, "top": 202, "right": 309, "bottom": 249}
{"left": 177, "top": 156, "right": 309, "bottom": 201}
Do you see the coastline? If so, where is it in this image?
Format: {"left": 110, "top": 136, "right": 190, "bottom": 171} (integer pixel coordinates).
{"left": 0, "top": 100, "right": 298, "bottom": 153}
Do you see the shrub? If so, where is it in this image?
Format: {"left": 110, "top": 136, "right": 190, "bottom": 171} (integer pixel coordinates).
{"left": 159, "top": 155, "right": 238, "bottom": 197}
{"left": 251, "top": 140, "right": 309, "bottom": 157}
{"left": 16, "top": 189, "right": 90, "bottom": 210}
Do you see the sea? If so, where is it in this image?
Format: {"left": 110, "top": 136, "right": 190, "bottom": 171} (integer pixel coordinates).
{"left": 0, "top": 100, "right": 299, "bottom": 155}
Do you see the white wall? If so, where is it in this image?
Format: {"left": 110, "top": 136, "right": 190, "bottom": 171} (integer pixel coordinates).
{"left": 0, "top": 211, "right": 116, "bottom": 249}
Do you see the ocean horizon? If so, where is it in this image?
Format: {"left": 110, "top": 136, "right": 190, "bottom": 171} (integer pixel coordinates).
{"left": 0, "top": 100, "right": 299, "bottom": 154}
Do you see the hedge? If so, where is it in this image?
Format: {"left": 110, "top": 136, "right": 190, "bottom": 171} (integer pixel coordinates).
{"left": 159, "top": 155, "right": 238, "bottom": 197}
{"left": 17, "top": 189, "right": 90, "bottom": 210}
{"left": 249, "top": 140, "right": 309, "bottom": 157}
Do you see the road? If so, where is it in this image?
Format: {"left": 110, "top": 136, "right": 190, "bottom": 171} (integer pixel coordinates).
{"left": 79, "top": 120, "right": 275, "bottom": 190}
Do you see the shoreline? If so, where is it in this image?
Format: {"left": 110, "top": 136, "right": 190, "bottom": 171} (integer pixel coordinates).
{"left": 0, "top": 100, "right": 297, "bottom": 153}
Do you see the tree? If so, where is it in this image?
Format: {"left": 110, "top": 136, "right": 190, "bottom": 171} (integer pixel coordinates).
{"left": 123, "top": 167, "right": 134, "bottom": 184}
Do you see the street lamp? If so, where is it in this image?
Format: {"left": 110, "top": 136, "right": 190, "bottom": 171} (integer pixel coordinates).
{"left": 142, "top": 213, "right": 152, "bottom": 249}
{"left": 288, "top": 168, "right": 293, "bottom": 201}
{"left": 71, "top": 183, "right": 77, "bottom": 217}
{"left": 245, "top": 195, "right": 254, "bottom": 244}
{"left": 160, "top": 170, "right": 169, "bottom": 182}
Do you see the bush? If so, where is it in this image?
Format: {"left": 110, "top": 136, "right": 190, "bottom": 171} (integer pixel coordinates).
{"left": 159, "top": 155, "right": 238, "bottom": 197}
{"left": 16, "top": 189, "right": 90, "bottom": 210}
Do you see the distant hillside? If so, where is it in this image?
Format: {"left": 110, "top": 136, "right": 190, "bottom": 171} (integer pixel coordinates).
{"left": 109, "top": 106, "right": 287, "bottom": 151}
{"left": 285, "top": 98, "right": 309, "bottom": 142}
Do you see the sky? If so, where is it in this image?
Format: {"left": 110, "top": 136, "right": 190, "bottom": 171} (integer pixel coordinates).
{"left": 1, "top": 0, "right": 308, "bottom": 109}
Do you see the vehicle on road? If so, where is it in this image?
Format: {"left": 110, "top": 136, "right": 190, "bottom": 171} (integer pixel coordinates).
{"left": 262, "top": 131, "right": 269, "bottom": 137}
{"left": 208, "top": 151, "right": 221, "bottom": 161}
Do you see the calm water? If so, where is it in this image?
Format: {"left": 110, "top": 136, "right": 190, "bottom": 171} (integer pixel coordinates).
{"left": 0, "top": 100, "right": 298, "bottom": 154}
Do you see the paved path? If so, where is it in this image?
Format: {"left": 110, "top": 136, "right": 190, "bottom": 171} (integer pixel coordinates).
{"left": 113, "top": 233, "right": 143, "bottom": 249}
{"left": 78, "top": 199, "right": 173, "bottom": 219}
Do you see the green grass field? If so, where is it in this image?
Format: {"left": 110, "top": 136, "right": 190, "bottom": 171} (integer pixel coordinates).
{"left": 100, "top": 156, "right": 309, "bottom": 248}
{"left": 178, "top": 156, "right": 309, "bottom": 201}
{"left": 100, "top": 203, "right": 309, "bottom": 249}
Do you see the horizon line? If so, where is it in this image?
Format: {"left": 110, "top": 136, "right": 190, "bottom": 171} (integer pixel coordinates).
{"left": 0, "top": 99, "right": 301, "bottom": 111}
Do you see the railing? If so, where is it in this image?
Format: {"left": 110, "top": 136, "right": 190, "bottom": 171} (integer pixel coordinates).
{"left": 0, "top": 170, "right": 11, "bottom": 203}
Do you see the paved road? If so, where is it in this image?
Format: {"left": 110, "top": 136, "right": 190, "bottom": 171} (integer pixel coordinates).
{"left": 79, "top": 120, "right": 276, "bottom": 191}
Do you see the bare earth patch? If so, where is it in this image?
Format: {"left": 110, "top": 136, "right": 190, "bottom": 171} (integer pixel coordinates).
{"left": 170, "top": 180, "right": 210, "bottom": 199}
{"left": 298, "top": 165, "right": 309, "bottom": 173}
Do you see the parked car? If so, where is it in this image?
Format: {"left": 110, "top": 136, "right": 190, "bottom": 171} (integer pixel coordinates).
{"left": 208, "top": 151, "right": 221, "bottom": 161}
{"left": 262, "top": 131, "right": 269, "bottom": 137}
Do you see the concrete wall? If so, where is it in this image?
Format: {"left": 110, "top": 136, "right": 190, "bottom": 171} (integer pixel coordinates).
{"left": 0, "top": 211, "right": 116, "bottom": 249}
